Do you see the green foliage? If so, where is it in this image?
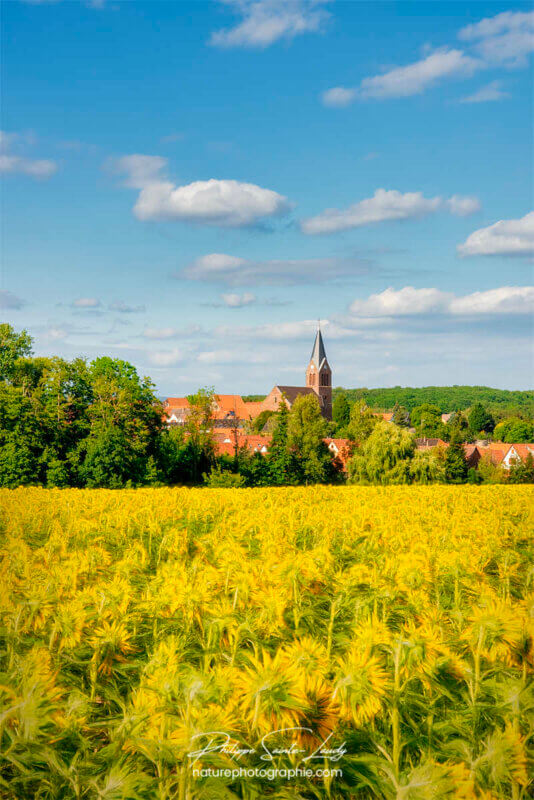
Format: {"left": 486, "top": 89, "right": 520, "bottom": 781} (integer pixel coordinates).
{"left": 444, "top": 434, "right": 469, "bottom": 483}
{"left": 508, "top": 452, "right": 534, "bottom": 484}
{"left": 0, "top": 323, "right": 33, "bottom": 381}
{"left": 204, "top": 465, "right": 247, "bottom": 487}
{"left": 494, "top": 417, "right": 534, "bottom": 443}
{"left": 287, "top": 394, "right": 334, "bottom": 484}
{"left": 347, "top": 400, "right": 377, "bottom": 443}
{"left": 409, "top": 448, "right": 446, "bottom": 484}
{"left": 251, "top": 409, "right": 274, "bottom": 433}
{"left": 336, "top": 384, "right": 534, "bottom": 418}
{"left": 266, "top": 400, "right": 300, "bottom": 485}
{"left": 468, "top": 402, "right": 495, "bottom": 434}
{"left": 332, "top": 391, "right": 350, "bottom": 429}
{"left": 349, "top": 421, "right": 416, "bottom": 484}
{"left": 391, "top": 402, "right": 411, "bottom": 427}
{"left": 410, "top": 404, "right": 445, "bottom": 438}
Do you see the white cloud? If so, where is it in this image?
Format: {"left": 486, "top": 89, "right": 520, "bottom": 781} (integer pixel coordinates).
{"left": 182, "top": 252, "right": 371, "bottom": 285}
{"left": 0, "top": 290, "right": 26, "bottom": 310}
{"left": 459, "top": 10, "right": 534, "bottom": 67}
{"left": 359, "top": 48, "right": 480, "bottom": 99}
{"left": 149, "top": 348, "right": 182, "bottom": 366}
{"left": 350, "top": 286, "right": 451, "bottom": 316}
{"left": 349, "top": 285, "right": 534, "bottom": 317}
{"left": 459, "top": 80, "right": 509, "bottom": 103}
{"left": 0, "top": 130, "right": 58, "bottom": 179}
{"left": 209, "top": 0, "right": 331, "bottom": 49}
{"left": 458, "top": 212, "right": 534, "bottom": 256}
{"left": 197, "top": 349, "right": 237, "bottom": 364}
{"left": 45, "top": 327, "right": 68, "bottom": 341}
{"left": 112, "top": 154, "right": 168, "bottom": 188}
{"left": 134, "top": 178, "right": 291, "bottom": 227}
{"left": 449, "top": 286, "right": 534, "bottom": 315}
{"left": 73, "top": 297, "right": 101, "bottom": 308}
{"left": 301, "top": 188, "right": 443, "bottom": 235}
{"left": 144, "top": 327, "right": 179, "bottom": 339}
{"left": 321, "top": 87, "right": 357, "bottom": 107}
{"left": 221, "top": 292, "right": 256, "bottom": 307}
{"left": 447, "top": 195, "right": 481, "bottom": 216}
{"left": 0, "top": 154, "right": 57, "bottom": 179}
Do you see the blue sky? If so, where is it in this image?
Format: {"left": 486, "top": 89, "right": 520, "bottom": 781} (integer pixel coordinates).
{"left": 1, "top": 0, "right": 533, "bottom": 394}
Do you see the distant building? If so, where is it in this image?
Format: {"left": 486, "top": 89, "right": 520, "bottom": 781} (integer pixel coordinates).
{"left": 254, "top": 327, "right": 332, "bottom": 419}
{"left": 163, "top": 327, "right": 333, "bottom": 425}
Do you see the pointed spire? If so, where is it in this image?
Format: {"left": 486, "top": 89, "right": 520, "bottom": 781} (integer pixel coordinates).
{"left": 310, "top": 325, "right": 327, "bottom": 368}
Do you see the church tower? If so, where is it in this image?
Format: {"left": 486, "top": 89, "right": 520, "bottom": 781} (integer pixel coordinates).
{"left": 306, "top": 326, "right": 332, "bottom": 419}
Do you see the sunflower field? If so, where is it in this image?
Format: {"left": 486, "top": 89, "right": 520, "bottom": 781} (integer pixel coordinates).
{"left": 1, "top": 486, "right": 533, "bottom": 799}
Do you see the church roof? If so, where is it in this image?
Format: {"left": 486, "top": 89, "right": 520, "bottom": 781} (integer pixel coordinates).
{"left": 310, "top": 328, "right": 327, "bottom": 369}
{"left": 275, "top": 386, "right": 318, "bottom": 405}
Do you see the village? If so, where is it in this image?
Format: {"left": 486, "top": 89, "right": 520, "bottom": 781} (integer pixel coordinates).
{"left": 162, "top": 328, "right": 534, "bottom": 477}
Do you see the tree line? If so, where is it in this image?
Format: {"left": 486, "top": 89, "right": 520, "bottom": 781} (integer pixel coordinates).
{"left": 1, "top": 324, "right": 532, "bottom": 488}
{"left": 336, "top": 385, "right": 534, "bottom": 419}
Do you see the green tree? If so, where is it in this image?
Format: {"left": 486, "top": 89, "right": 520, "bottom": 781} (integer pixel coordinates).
{"left": 287, "top": 394, "right": 334, "bottom": 484}
{"left": 182, "top": 387, "right": 216, "bottom": 483}
{"left": 411, "top": 404, "right": 444, "bottom": 438}
{"left": 0, "top": 323, "right": 33, "bottom": 381}
{"left": 347, "top": 400, "right": 377, "bottom": 443}
{"left": 251, "top": 409, "right": 274, "bottom": 433}
{"left": 468, "top": 403, "right": 495, "bottom": 435}
{"left": 348, "top": 422, "right": 415, "bottom": 484}
{"left": 508, "top": 452, "right": 534, "bottom": 484}
{"left": 409, "top": 449, "right": 445, "bottom": 484}
{"left": 445, "top": 410, "right": 471, "bottom": 443}
{"left": 267, "top": 399, "right": 300, "bottom": 485}
{"left": 494, "top": 417, "right": 534, "bottom": 443}
{"left": 333, "top": 392, "right": 351, "bottom": 429}
{"left": 391, "top": 403, "right": 411, "bottom": 427}
{"left": 444, "top": 434, "right": 468, "bottom": 483}
{"left": 77, "top": 357, "right": 164, "bottom": 487}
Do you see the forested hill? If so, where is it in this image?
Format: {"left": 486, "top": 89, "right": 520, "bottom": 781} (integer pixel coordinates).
{"left": 333, "top": 386, "right": 534, "bottom": 416}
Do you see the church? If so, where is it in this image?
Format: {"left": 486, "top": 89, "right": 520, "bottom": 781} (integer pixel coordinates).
{"left": 163, "top": 327, "right": 333, "bottom": 425}
{"left": 251, "top": 327, "right": 332, "bottom": 420}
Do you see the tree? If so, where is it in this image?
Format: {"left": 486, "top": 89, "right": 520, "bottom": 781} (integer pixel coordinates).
{"left": 508, "top": 452, "right": 534, "bottom": 484}
{"left": 411, "top": 404, "right": 444, "bottom": 438}
{"left": 468, "top": 403, "right": 495, "bottom": 435}
{"left": 333, "top": 392, "right": 350, "bottom": 429}
{"left": 409, "top": 449, "right": 445, "bottom": 484}
{"left": 494, "top": 418, "right": 534, "bottom": 444}
{"left": 391, "top": 403, "right": 411, "bottom": 427}
{"left": 251, "top": 409, "right": 274, "bottom": 433}
{"left": 347, "top": 400, "right": 377, "bottom": 443}
{"left": 77, "top": 357, "right": 164, "bottom": 487}
{"left": 267, "top": 399, "right": 300, "bottom": 485}
{"left": 287, "top": 394, "right": 334, "bottom": 484}
{"left": 348, "top": 422, "right": 415, "bottom": 484}
{"left": 183, "top": 387, "right": 216, "bottom": 483}
{"left": 444, "top": 434, "right": 468, "bottom": 483}
{"left": 0, "top": 323, "right": 33, "bottom": 381}
{"left": 445, "top": 411, "right": 471, "bottom": 443}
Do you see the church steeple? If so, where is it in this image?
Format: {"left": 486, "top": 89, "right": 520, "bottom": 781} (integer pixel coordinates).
{"left": 310, "top": 327, "right": 327, "bottom": 370}
{"left": 306, "top": 324, "right": 332, "bottom": 419}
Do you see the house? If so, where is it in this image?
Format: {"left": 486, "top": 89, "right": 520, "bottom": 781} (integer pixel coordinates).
{"left": 163, "top": 394, "right": 252, "bottom": 427}
{"left": 324, "top": 438, "right": 353, "bottom": 471}
{"left": 501, "top": 443, "right": 534, "bottom": 468}
{"left": 214, "top": 433, "right": 272, "bottom": 457}
{"left": 415, "top": 437, "right": 447, "bottom": 450}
